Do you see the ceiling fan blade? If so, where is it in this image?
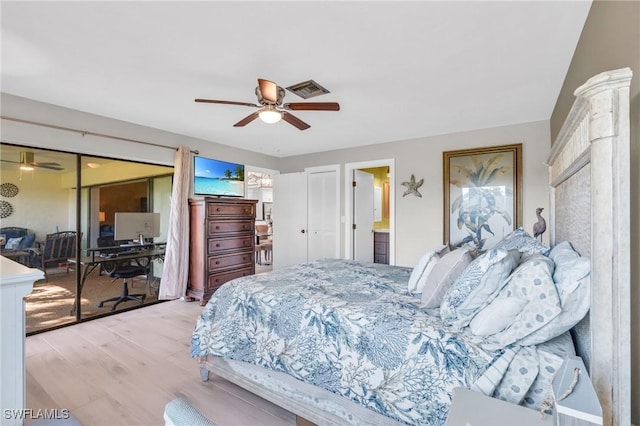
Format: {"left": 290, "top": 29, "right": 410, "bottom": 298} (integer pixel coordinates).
{"left": 282, "top": 112, "right": 310, "bottom": 130}
{"left": 233, "top": 112, "right": 260, "bottom": 127}
{"left": 195, "top": 99, "right": 259, "bottom": 108}
{"left": 283, "top": 102, "right": 340, "bottom": 111}
{"left": 34, "top": 163, "right": 64, "bottom": 171}
{"left": 258, "top": 79, "right": 278, "bottom": 104}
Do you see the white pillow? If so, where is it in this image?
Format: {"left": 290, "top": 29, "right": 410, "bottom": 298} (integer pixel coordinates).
{"left": 5, "top": 237, "right": 22, "bottom": 250}
{"left": 407, "top": 245, "right": 447, "bottom": 294}
{"left": 469, "top": 297, "right": 528, "bottom": 336}
{"left": 420, "top": 246, "right": 472, "bottom": 308}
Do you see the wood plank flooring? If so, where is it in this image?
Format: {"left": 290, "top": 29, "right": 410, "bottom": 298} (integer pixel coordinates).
{"left": 26, "top": 299, "right": 296, "bottom": 426}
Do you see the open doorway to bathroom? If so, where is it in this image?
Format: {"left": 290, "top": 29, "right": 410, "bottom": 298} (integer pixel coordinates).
{"left": 345, "top": 159, "right": 395, "bottom": 265}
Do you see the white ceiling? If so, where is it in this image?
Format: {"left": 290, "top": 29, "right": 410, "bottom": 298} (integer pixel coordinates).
{"left": 1, "top": 1, "right": 592, "bottom": 158}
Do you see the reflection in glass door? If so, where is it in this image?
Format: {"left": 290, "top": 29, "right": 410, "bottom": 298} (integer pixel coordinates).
{"left": 78, "top": 156, "right": 173, "bottom": 321}
{"left": 0, "top": 145, "right": 80, "bottom": 334}
{"left": 1, "top": 142, "right": 174, "bottom": 334}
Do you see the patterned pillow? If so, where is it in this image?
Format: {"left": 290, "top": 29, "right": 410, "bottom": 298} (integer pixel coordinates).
{"left": 492, "top": 346, "right": 539, "bottom": 404}
{"left": 486, "top": 255, "right": 562, "bottom": 347}
{"left": 517, "top": 271, "right": 590, "bottom": 346}
{"left": 407, "top": 245, "right": 448, "bottom": 294}
{"left": 440, "top": 248, "right": 520, "bottom": 327}
{"left": 420, "top": 246, "right": 472, "bottom": 308}
{"left": 494, "top": 227, "right": 550, "bottom": 257}
{"left": 521, "top": 348, "right": 565, "bottom": 411}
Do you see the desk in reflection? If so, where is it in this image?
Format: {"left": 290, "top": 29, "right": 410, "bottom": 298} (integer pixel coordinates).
{"left": 68, "top": 243, "right": 165, "bottom": 315}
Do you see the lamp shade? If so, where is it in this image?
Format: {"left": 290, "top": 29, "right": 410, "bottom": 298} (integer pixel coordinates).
{"left": 98, "top": 211, "right": 106, "bottom": 222}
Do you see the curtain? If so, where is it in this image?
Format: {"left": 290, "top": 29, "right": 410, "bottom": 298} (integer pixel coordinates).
{"left": 159, "top": 146, "right": 191, "bottom": 300}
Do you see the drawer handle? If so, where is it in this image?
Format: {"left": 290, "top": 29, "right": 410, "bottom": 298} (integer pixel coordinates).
{"left": 215, "top": 278, "right": 220, "bottom": 283}
{"left": 216, "top": 243, "right": 221, "bottom": 248}
{"left": 216, "top": 207, "right": 221, "bottom": 212}
{"left": 215, "top": 261, "right": 220, "bottom": 265}
{"left": 215, "top": 225, "right": 220, "bottom": 230}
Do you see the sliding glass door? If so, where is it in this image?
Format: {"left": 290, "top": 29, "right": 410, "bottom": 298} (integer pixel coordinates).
{"left": 0, "top": 143, "right": 173, "bottom": 334}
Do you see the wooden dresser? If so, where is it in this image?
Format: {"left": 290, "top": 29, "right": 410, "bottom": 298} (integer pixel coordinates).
{"left": 187, "top": 197, "right": 257, "bottom": 305}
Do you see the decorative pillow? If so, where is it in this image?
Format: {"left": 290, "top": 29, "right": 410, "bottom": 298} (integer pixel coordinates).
{"left": 420, "top": 246, "right": 472, "bottom": 308}
{"left": 492, "top": 346, "right": 539, "bottom": 405}
{"left": 521, "top": 348, "right": 565, "bottom": 411}
{"left": 548, "top": 241, "right": 590, "bottom": 290}
{"left": 407, "top": 245, "right": 448, "bottom": 294}
{"left": 485, "top": 254, "right": 562, "bottom": 347}
{"left": 5, "top": 237, "right": 23, "bottom": 250}
{"left": 493, "top": 227, "right": 550, "bottom": 258}
{"left": 517, "top": 274, "right": 590, "bottom": 346}
{"left": 18, "top": 233, "right": 36, "bottom": 249}
{"left": 440, "top": 248, "right": 520, "bottom": 327}
{"left": 469, "top": 297, "right": 528, "bottom": 336}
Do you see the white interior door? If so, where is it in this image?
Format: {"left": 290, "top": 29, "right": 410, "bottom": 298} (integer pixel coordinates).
{"left": 272, "top": 172, "right": 308, "bottom": 269}
{"left": 307, "top": 169, "right": 339, "bottom": 261}
{"left": 353, "top": 170, "right": 374, "bottom": 261}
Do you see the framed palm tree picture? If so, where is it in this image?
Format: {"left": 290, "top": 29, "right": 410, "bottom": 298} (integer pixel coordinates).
{"left": 443, "top": 143, "right": 522, "bottom": 251}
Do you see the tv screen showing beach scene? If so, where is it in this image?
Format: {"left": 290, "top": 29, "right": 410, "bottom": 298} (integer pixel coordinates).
{"left": 194, "top": 156, "right": 245, "bottom": 197}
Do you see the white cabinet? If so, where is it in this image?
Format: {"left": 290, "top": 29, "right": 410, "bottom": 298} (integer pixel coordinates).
{"left": 1, "top": 256, "right": 44, "bottom": 426}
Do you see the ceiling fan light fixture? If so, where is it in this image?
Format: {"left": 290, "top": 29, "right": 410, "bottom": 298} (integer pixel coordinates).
{"left": 258, "top": 107, "right": 282, "bottom": 124}
{"left": 20, "top": 164, "right": 34, "bottom": 171}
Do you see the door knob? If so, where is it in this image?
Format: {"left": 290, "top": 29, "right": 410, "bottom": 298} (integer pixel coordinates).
{"left": 301, "top": 229, "right": 306, "bottom": 234}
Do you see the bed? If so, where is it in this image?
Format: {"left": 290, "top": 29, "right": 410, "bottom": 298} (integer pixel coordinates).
{"left": 191, "top": 68, "right": 632, "bottom": 426}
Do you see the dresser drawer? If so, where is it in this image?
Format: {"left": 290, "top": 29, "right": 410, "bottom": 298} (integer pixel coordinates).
{"left": 374, "top": 242, "right": 388, "bottom": 255}
{"left": 208, "top": 236, "right": 253, "bottom": 254}
{"left": 374, "top": 254, "right": 388, "bottom": 264}
{"left": 207, "top": 203, "right": 255, "bottom": 218}
{"left": 207, "top": 219, "right": 253, "bottom": 236}
{"left": 208, "top": 251, "right": 254, "bottom": 272}
{"left": 207, "top": 267, "right": 253, "bottom": 291}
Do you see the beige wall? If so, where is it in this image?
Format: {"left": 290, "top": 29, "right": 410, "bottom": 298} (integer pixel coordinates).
{"left": 0, "top": 167, "right": 72, "bottom": 240}
{"left": 278, "top": 120, "right": 551, "bottom": 267}
{"left": 549, "top": 1, "right": 640, "bottom": 422}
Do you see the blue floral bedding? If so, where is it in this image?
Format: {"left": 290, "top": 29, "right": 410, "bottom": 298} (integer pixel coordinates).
{"left": 190, "top": 259, "right": 506, "bottom": 425}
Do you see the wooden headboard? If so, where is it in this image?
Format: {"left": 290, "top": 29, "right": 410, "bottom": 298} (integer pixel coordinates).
{"left": 547, "top": 68, "right": 632, "bottom": 426}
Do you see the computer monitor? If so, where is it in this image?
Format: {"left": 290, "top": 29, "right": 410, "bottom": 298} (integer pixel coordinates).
{"left": 114, "top": 212, "right": 160, "bottom": 245}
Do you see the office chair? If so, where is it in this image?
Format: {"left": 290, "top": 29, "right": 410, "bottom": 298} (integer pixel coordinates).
{"left": 98, "top": 264, "right": 147, "bottom": 311}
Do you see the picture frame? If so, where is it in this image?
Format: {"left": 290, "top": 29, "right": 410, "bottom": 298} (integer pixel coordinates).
{"left": 443, "top": 143, "right": 522, "bottom": 250}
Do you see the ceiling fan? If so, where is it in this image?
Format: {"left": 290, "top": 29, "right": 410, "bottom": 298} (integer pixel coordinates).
{"left": 1, "top": 151, "right": 64, "bottom": 171}
{"left": 195, "top": 78, "right": 340, "bottom": 130}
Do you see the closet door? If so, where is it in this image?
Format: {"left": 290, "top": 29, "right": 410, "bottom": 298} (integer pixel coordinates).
{"left": 307, "top": 169, "right": 338, "bottom": 261}
{"left": 273, "top": 167, "right": 340, "bottom": 270}
{"left": 273, "top": 172, "right": 307, "bottom": 269}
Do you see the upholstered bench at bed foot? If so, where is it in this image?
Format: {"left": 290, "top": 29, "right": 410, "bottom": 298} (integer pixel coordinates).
{"left": 164, "top": 398, "right": 216, "bottom": 426}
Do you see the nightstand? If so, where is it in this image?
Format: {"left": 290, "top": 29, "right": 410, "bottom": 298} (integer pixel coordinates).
{"left": 445, "top": 388, "right": 553, "bottom": 426}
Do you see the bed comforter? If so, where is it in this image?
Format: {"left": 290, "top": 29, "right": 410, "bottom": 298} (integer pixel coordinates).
{"left": 191, "top": 259, "right": 535, "bottom": 424}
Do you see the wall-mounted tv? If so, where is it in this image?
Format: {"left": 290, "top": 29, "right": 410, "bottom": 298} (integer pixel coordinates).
{"left": 193, "top": 156, "right": 245, "bottom": 197}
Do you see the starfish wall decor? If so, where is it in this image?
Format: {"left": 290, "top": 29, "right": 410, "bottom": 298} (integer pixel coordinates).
{"left": 401, "top": 174, "right": 424, "bottom": 197}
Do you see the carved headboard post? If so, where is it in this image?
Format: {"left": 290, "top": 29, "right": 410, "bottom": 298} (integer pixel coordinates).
{"left": 548, "top": 68, "right": 632, "bottom": 426}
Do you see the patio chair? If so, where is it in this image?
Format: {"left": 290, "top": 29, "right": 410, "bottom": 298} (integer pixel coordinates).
{"left": 32, "top": 231, "right": 78, "bottom": 281}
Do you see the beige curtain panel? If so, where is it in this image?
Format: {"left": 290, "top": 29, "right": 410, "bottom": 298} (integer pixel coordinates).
{"left": 159, "top": 146, "right": 191, "bottom": 300}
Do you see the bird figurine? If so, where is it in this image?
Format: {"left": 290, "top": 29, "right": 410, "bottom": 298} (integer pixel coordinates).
{"left": 533, "top": 207, "right": 546, "bottom": 241}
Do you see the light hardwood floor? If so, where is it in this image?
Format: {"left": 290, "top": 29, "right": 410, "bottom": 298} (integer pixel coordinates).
{"left": 26, "top": 299, "right": 295, "bottom": 426}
